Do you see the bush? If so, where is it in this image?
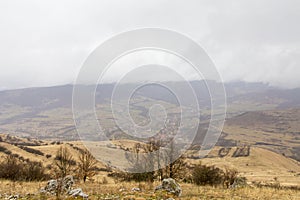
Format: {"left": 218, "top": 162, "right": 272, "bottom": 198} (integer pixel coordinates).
{"left": 0, "top": 155, "right": 20, "bottom": 180}
{"left": 4, "top": 149, "right": 12, "bottom": 155}
{"left": 223, "top": 168, "right": 238, "bottom": 188}
{"left": 102, "top": 177, "right": 108, "bottom": 184}
{"left": 50, "top": 141, "right": 62, "bottom": 145}
{"left": 0, "top": 155, "right": 49, "bottom": 181}
{"left": 0, "top": 145, "right": 12, "bottom": 155}
{"left": 23, "top": 161, "right": 48, "bottom": 181}
{"left": 0, "top": 145, "right": 8, "bottom": 152}
{"left": 192, "top": 163, "right": 224, "bottom": 186}
{"left": 71, "top": 145, "right": 85, "bottom": 154}
{"left": 108, "top": 170, "right": 154, "bottom": 183}
{"left": 19, "top": 146, "right": 44, "bottom": 156}
{"left": 12, "top": 153, "right": 20, "bottom": 158}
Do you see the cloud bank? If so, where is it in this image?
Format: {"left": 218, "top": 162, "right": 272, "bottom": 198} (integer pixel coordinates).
{"left": 0, "top": 0, "right": 299, "bottom": 90}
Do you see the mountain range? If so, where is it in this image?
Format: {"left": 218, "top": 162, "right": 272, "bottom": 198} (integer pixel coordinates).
{"left": 0, "top": 81, "right": 299, "bottom": 161}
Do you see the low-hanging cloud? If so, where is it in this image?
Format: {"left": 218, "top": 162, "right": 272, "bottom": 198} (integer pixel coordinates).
{"left": 0, "top": 0, "right": 299, "bottom": 90}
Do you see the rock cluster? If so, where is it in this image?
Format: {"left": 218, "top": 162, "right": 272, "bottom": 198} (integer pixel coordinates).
{"left": 41, "top": 175, "right": 74, "bottom": 194}
{"left": 155, "top": 178, "right": 182, "bottom": 197}
{"left": 40, "top": 175, "right": 88, "bottom": 199}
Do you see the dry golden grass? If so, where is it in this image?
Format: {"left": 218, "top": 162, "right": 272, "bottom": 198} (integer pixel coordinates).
{"left": 0, "top": 179, "right": 46, "bottom": 196}
{"left": 191, "top": 147, "right": 300, "bottom": 186}
{"left": 1, "top": 138, "right": 299, "bottom": 187}
{"left": 0, "top": 179, "right": 299, "bottom": 200}
{"left": 180, "top": 183, "right": 300, "bottom": 200}
{"left": 0, "top": 137, "right": 299, "bottom": 199}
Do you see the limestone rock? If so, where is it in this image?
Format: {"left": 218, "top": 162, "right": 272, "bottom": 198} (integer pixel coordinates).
{"left": 68, "top": 188, "right": 88, "bottom": 199}
{"left": 41, "top": 175, "right": 74, "bottom": 195}
{"left": 155, "top": 178, "right": 182, "bottom": 197}
{"left": 131, "top": 187, "right": 141, "bottom": 192}
{"left": 6, "top": 195, "right": 19, "bottom": 200}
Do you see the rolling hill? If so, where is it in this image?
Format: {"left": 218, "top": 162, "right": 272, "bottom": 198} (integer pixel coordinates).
{"left": 222, "top": 109, "right": 300, "bottom": 161}
{"left": 0, "top": 134, "right": 299, "bottom": 186}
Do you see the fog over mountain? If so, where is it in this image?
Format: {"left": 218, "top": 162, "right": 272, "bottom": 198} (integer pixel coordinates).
{"left": 0, "top": 0, "right": 300, "bottom": 90}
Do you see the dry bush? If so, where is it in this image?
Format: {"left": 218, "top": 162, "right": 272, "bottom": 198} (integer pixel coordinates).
{"left": 0, "top": 154, "right": 48, "bottom": 181}
{"left": 223, "top": 167, "right": 238, "bottom": 188}
{"left": 0, "top": 145, "right": 12, "bottom": 155}
{"left": 102, "top": 177, "right": 108, "bottom": 184}
{"left": 18, "top": 145, "right": 44, "bottom": 156}
{"left": 192, "top": 163, "right": 224, "bottom": 186}
{"left": 46, "top": 154, "right": 52, "bottom": 159}
{"left": 0, "top": 145, "right": 7, "bottom": 152}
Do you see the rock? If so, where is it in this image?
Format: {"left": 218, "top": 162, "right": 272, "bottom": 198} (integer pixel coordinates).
{"left": 155, "top": 178, "right": 182, "bottom": 197}
{"left": 68, "top": 188, "right": 88, "bottom": 199}
{"left": 42, "top": 176, "right": 88, "bottom": 199}
{"left": 131, "top": 187, "right": 141, "bottom": 192}
{"left": 62, "top": 175, "right": 74, "bottom": 192}
{"left": 42, "top": 179, "right": 58, "bottom": 194}
{"left": 6, "top": 195, "right": 19, "bottom": 200}
{"left": 229, "top": 177, "right": 247, "bottom": 189}
{"left": 41, "top": 175, "right": 74, "bottom": 195}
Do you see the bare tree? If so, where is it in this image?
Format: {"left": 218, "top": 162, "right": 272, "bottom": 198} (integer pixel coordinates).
{"left": 77, "top": 149, "right": 98, "bottom": 182}
{"left": 163, "top": 140, "right": 186, "bottom": 179}
{"left": 124, "top": 140, "right": 159, "bottom": 182}
{"left": 54, "top": 146, "right": 74, "bottom": 178}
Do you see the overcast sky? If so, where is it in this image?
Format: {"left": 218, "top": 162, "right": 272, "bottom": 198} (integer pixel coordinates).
{"left": 0, "top": 0, "right": 299, "bottom": 90}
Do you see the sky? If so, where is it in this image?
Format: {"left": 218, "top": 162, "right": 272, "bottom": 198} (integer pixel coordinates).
{"left": 0, "top": 0, "right": 299, "bottom": 90}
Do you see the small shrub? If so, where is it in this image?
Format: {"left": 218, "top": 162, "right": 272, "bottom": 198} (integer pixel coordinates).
{"left": 223, "top": 168, "right": 238, "bottom": 188}
{"left": 0, "top": 145, "right": 8, "bottom": 152}
{"left": 192, "top": 163, "right": 224, "bottom": 186}
{"left": 71, "top": 145, "right": 85, "bottom": 153}
{"left": 0, "top": 155, "right": 49, "bottom": 181}
{"left": 12, "top": 153, "right": 20, "bottom": 158}
{"left": 23, "top": 161, "right": 49, "bottom": 181}
{"left": 19, "top": 146, "right": 44, "bottom": 156}
{"left": 46, "top": 164, "right": 52, "bottom": 170}
{"left": 102, "top": 177, "right": 108, "bottom": 184}
{"left": 4, "top": 149, "right": 12, "bottom": 155}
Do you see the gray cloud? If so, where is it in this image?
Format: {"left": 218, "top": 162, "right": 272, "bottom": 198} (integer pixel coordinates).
{"left": 0, "top": 0, "right": 299, "bottom": 90}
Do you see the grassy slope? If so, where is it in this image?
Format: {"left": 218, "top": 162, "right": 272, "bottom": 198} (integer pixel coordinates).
{"left": 0, "top": 134, "right": 299, "bottom": 186}
{"left": 194, "top": 147, "right": 300, "bottom": 186}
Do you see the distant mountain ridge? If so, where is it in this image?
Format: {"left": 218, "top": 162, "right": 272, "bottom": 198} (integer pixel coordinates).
{"left": 0, "top": 80, "right": 299, "bottom": 160}
{"left": 0, "top": 80, "right": 299, "bottom": 109}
